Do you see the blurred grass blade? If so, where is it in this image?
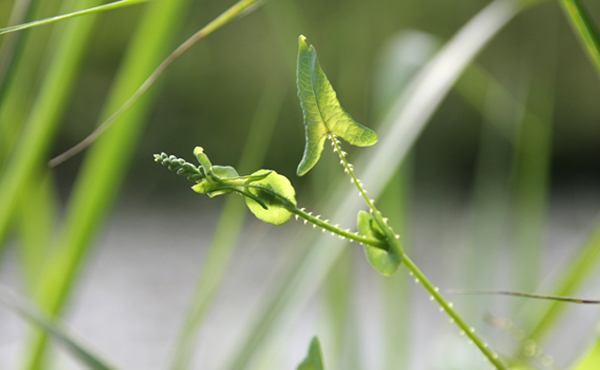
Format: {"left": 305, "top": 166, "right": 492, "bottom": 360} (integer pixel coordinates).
{"left": 49, "top": 0, "right": 263, "bottom": 167}
{"left": 572, "top": 338, "right": 600, "bottom": 370}
{"left": 559, "top": 0, "right": 600, "bottom": 79}
{"left": 0, "top": 0, "right": 103, "bottom": 261}
{"left": 21, "top": 0, "right": 195, "bottom": 367}
{"left": 0, "top": 0, "right": 149, "bottom": 36}
{"left": 17, "top": 172, "right": 58, "bottom": 292}
{"left": 0, "top": 288, "right": 121, "bottom": 370}
{"left": 222, "top": 2, "right": 537, "bottom": 370}
{"left": 357, "top": 0, "right": 526, "bottom": 194}
{"left": 522, "top": 214, "right": 600, "bottom": 344}
{"left": 170, "top": 82, "right": 285, "bottom": 370}
{"left": 463, "top": 78, "right": 520, "bottom": 322}
{"left": 0, "top": 0, "right": 34, "bottom": 89}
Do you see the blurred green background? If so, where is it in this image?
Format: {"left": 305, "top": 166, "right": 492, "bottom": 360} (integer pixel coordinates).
{"left": 37, "top": 0, "right": 599, "bottom": 196}
{"left": 1, "top": 0, "right": 600, "bottom": 369}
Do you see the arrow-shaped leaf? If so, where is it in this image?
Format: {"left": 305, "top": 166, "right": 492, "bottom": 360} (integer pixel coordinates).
{"left": 296, "top": 35, "right": 377, "bottom": 176}
{"left": 296, "top": 337, "right": 325, "bottom": 370}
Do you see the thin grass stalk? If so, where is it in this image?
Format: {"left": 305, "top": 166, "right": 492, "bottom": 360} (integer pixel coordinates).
{"left": 170, "top": 83, "right": 285, "bottom": 370}
{"left": 20, "top": 0, "right": 194, "bottom": 367}
{"left": 49, "top": 0, "right": 263, "bottom": 167}
{"left": 559, "top": 0, "right": 600, "bottom": 79}
{"left": 520, "top": 214, "right": 600, "bottom": 349}
{"left": 221, "top": 2, "right": 533, "bottom": 370}
{"left": 0, "top": 0, "right": 150, "bottom": 36}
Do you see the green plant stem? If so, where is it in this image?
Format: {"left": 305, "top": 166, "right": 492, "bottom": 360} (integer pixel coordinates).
{"left": 291, "top": 207, "right": 387, "bottom": 249}
{"left": 328, "top": 134, "right": 397, "bottom": 244}
{"left": 294, "top": 197, "right": 504, "bottom": 365}
{"left": 559, "top": 0, "right": 600, "bottom": 79}
{"left": 330, "top": 134, "right": 506, "bottom": 369}
{"left": 0, "top": 0, "right": 149, "bottom": 36}
{"left": 401, "top": 255, "right": 506, "bottom": 369}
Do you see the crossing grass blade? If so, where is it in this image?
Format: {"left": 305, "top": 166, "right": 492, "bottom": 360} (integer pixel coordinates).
{"left": 0, "top": 0, "right": 150, "bottom": 36}
{"left": 0, "top": 287, "right": 121, "bottom": 370}
{"left": 559, "top": 0, "right": 600, "bottom": 79}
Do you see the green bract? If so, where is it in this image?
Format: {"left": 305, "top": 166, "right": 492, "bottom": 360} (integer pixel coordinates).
{"left": 296, "top": 35, "right": 378, "bottom": 176}
{"left": 296, "top": 337, "right": 325, "bottom": 370}
{"left": 244, "top": 170, "right": 296, "bottom": 225}
{"left": 357, "top": 211, "right": 402, "bottom": 276}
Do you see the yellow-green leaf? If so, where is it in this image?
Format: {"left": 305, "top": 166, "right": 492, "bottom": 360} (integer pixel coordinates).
{"left": 357, "top": 211, "right": 401, "bottom": 276}
{"left": 296, "top": 35, "right": 377, "bottom": 176}
{"left": 245, "top": 170, "right": 296, "bottom": 225}
{"left": 296, "top": 337, "right": 325, "bottom": 370}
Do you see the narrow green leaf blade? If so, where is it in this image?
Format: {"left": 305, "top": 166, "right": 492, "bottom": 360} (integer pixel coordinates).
{"left": 245, "top": 170, "right": 296, "bottom": 225}
{"left": 357, "top": 211, "right": 401, "bottom": 276}
{"left": 0, "top": 288, "right": 120, "bottom": 370}
{"left": 296, "top": 337, "right": 325, "bottom": 370}
{"left": 0, "top": 0, "right": 149, "bottom": 36}
{"left": 296, "top": 35, "right": 377, "bottom": 176}
{"left": 560, "top": 0, "right": 600, "bottom": 80}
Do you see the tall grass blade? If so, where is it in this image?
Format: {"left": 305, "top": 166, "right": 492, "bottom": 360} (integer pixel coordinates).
{"left": 222, "top": 2, "right": 536, "bottom": 369}
{"left": 20, "top": 0, "right": 194, "bottom": 367}
{"left": 0, "top": 0, "right": 34, "bottom": 89}
{"left": 0, "top": 0, "right": 102, "bottom": 263}
{"left": 559, "top": 0, "right": 600, "bottom": 79}
{"left": 572, "top": 339, "right": 600, "bottom": 370}
{"left": 0, "top": 0, "right": 150, "bottom": 36}
{"left": 170, "top": 83, "right": 285, "bottom": 370}
{"left": 0, "top": 287, "right": 121, "bottom": 370}
{"left": 17, "top": 173, "right": 58, "bottom": 292}
{"left": 49, "top": 0, "right": 263, "bottom": 167}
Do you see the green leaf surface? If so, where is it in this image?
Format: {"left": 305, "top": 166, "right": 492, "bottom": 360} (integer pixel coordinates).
{"left": 296, "top": 337, "right": 325, "bottom": 370}
{"left": 245, "top": 170, "right": 296, "bottom": 225}
{"left": 357, "top": 211, "right": 401, "bottom": 276}
{"left": 296, "top": 35, "right": 377, "bottom": 176}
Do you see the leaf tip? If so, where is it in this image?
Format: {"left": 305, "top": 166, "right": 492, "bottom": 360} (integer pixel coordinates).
{"left": 193, "top": 146, "right": 204, "bottom": 156}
